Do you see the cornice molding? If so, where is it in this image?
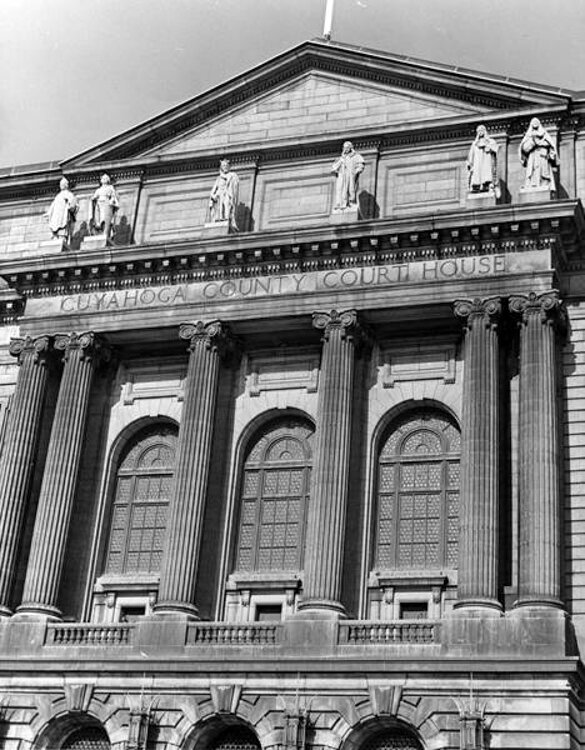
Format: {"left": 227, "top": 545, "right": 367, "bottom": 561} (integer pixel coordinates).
{"left": 1, "top": 201, "right": 580, "bottom": 300}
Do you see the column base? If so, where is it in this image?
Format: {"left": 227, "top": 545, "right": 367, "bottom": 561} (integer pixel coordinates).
{"left": 513, "top": 596, "right": 564, "bottom": 610}
{"left": 453, "top": 597, "right": 503, "bottom": 616}
{"left": 13, "top": 602, "right": 62, "bottom": 621}
{"left": 152, "top": 600, "right": 200, "bottom": 620}
{"left": 295, "top": 598, "right": 346, "bottom": 619}
{"left": 0, "top": 605, "right": 13, "bottom": 619}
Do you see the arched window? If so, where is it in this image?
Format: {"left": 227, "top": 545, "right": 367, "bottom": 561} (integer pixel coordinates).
{"left": 211, "top": 728, "right": 260, "bottom": 750}
{"left": 361, "top": 729, "right": 423, "bottom": 750}
{"left": 61, "top": 728, "right": 110, "bottom": 750}
{"left": 104, "top": 423, "right": 177, "bottom": 576}
{"left": 234, "top": 417, "right": 313, "bottom": 574}
{"left": 375, "top": 409, "right": 460, "bottom": 571}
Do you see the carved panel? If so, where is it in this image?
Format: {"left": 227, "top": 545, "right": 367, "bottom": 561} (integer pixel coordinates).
{"left": 245, "top": 349, "right": 319, "bottom": 396}
{"left": 119, "top": 359, "right": 186, "bottom": 404}
{"left": 257, "top": 170, "right": 333, "bottom": 230}
{"left": 379, "top": 338, "right": 456, "bottom": 387}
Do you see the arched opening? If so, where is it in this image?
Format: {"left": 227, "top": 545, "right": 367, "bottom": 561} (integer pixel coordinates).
{"left": 368, "top": 406, "right": 460, "bottom": 620}
{"left": 61, "top": 727, "right": 110, "bottom": 750}
{"left": 91, "top": 421, "right": 178, "bottom": 622}
{"left": 210, "top": 727, "right": 260, "bottom": 750}
{"left": 360, "top": 729, "right": 423, "bottom": 750}
{"left": 225, "top": 415, "right": 314, "bottom": 622}
{"left": 34, "top": 715, "right": 110, "bottom": 750}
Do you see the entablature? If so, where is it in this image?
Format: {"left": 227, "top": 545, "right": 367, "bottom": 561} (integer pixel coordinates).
{"left": 1, "top": 200, "right": 582, "bottom": 301}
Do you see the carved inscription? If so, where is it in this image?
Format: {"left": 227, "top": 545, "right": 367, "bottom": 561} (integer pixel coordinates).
{"left": 52, "top": 254, "right": 511, "bottom": 315}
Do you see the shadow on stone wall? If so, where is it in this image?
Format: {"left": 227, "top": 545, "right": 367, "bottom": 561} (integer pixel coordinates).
{"left": 235, "top": 202, "right": 254, "bottom": 232}
{"left": 358, "top": 190, "right": 379, "bottom": 220}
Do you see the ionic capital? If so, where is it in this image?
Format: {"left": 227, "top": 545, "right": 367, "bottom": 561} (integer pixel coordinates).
{"left": 453, "top": 297, "right": 501, "bottom": 330}
{"left": 179, "top": 320, "right": 233, "bottom": 358}
{"left": 9, "top": 335, "right": 51, "bottom": 365}
{"left": 312, "top": 309, "right": 370, "bottom": 346}
{"left": 509, "top": 290, "right": 566, "bottom": 332}
{"left": 53, "top": 331, "right": 111, "bottom": 364}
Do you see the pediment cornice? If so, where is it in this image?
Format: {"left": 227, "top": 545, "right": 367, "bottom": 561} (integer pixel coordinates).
{"left": 58, "top": 40, "right": 573, "bottom": 168}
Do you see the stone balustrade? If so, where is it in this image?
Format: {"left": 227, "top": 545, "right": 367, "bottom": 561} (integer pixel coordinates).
{"left": 186, "top": 622, "right": 282, "bottom": 646}
{"left": 46, "top": 623, "right": 134, "bottom": 647}
{"left": 339, "top": 620, "right": 439, "bottom": 645}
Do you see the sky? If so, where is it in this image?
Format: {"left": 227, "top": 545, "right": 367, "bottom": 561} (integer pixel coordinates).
{"left": 2, "top": 0, "right": 585, "bottom": 169}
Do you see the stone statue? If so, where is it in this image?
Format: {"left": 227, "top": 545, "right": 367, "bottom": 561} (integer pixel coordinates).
{"left": 331, "top": 141, "right": 365, "bottom": 210}
{"left": 519, "top": 118, "right": 558, "bottom": 191}
{"left": 209, "top": 159, "right": 239, "bottom": 231}
{"left": 89, "top": 173, "right": 119, "bottom": 240}
{"left": 467, "top": 125, "right": 499, "bottom": 195}
{"left": 45, "top": 177, "right": 78, "bottom": 243}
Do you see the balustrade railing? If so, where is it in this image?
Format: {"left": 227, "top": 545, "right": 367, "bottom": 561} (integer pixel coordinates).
{"left": 46, "top": 623, "right": 134, "bottom": 646}
{"left": 339, "top": 620, "right": 438, "bottom": 645}
{"left": 187, "top": 622, "right": 282, "bottom": 646}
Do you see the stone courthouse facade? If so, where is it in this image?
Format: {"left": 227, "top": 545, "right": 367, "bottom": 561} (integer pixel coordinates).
{"left": 1, "top": 37, "right": 585, "bottom": 748}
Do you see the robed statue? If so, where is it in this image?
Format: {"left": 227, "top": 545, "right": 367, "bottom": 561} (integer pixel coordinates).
{"left": 45, "top": 177, "right": 79, "bottom": 244}
{"left": 331, "top": 141, "right": 365, "bottom": 210}
{"left": 467, "top": 125, "right": 499, "bottom": 196}
{"left": 209, "top": 159, "right": 239, "bottom": 231}
{"left": 519, "top": 118, "right": 558, "bottom": 191}
{"left": 89, "top": 173, "right": 119, "bottom": 240}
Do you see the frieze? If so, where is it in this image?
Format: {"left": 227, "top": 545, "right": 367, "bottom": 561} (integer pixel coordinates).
{"left": 25, "top": 250, "right": 551, "bottom": 319}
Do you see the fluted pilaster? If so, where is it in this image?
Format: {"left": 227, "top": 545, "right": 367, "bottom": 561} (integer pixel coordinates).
{"left": 298, "top": 309, "right": 362, "bottom": 617}
{"left": 453, "top": 297, "right": 502, "bottom": 612}
{"left": 154, "top": 320, "right": 231, "bottom": 618}
{"left": 510, "top": 291, "right": 565, "bottom": 609}
{"left": 0, "top": 336, "right": 52, "bottom": 616}
{"left": 17, "top": 332, "right": 108, "bottom": 619}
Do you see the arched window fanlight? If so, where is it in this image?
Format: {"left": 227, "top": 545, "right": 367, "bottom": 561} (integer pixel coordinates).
{"left": 234, "top": 417, "right": 314, "bottom": 574}
{"left": 61, "top": 727, "right": 110, "bottom": 750}
{"left": 210, "top": 728, "right": 260, "bottom": 750}
{"left": 104, "top": 423, "right": 177, "bottom": 576}
{"left": 375, "top": 409, "right": 460, "bottom": 571}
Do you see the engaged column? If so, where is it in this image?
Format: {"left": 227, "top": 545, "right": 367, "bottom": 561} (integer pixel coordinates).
{"left": 154, "top": 320, "right": 231, "bottom": 619}
{"left": 16, "top": 332, "right": 108, "bottom": 619}
{"left": 0, "top": 336, "right": 52, "bottom": 617}
{"left": 298, "top": 309, "right": 362, "bottom": 617}
{"left": 453, "top": 297, "right": 502, "bottom": 613}
{"left": 510, "top": 291, "right": 565, "bottom": 609}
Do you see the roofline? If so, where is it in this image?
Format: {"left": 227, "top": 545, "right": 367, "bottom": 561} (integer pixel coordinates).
{"left": 58, "top": 38, "right": 574, "bottom": 169}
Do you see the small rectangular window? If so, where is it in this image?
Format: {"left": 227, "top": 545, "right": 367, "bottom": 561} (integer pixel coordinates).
{"left": 399, "top": 602, "right": 428, "bottom": 620}
{"left": 119, "top": 605, "right": 146, "bottom": 622}
{"left": 255, "top": 604, "right": 282, "bottom": 621}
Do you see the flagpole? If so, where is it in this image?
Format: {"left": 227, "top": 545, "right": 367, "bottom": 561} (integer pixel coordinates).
{"left": 323, "top": 0, "right": 335, "bottom": 41}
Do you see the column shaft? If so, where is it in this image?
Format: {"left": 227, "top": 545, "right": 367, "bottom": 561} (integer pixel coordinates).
{"left": 510, "top": 291, "right": 564, "bottom": 608}
{"left": 0, "top": 336, "right": 51, "bottom": 615}
{"left": 155, "top": 321, "right": 228, "bottom": 618}
{"left": 299, "top": 309, "right": 360, "bottom": 616}
{"left": 17, "top": 332, "right": 106, "bottom": 618}
{"left": 454, "top": 297, "right": 501, "bottom": 611}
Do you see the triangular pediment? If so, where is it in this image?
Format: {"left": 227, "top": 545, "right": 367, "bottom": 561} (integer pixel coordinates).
{"left": 63, "top": 40, "right": 572, "bottom": 167}
{"left": 146, "top": 72, "right": 491, "bottom": 157}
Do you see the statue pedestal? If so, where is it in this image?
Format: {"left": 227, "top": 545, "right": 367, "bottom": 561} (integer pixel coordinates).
{"left": 466, "top": 191, "right": 497, "bottom": 209}
{"left": 201, "top": 221, "right": 230, "bottom": 237}
{"left": 39, "top": 238, "right": 69, "bottom": 254}
{"left": 80, "top": 235, "right": 109, "bottom": 251}
{"left": 329, "top": 206, "right": 359, "bottom": 225}
{"left": 518, "top": 186, "right": 554, "bottom": 204}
